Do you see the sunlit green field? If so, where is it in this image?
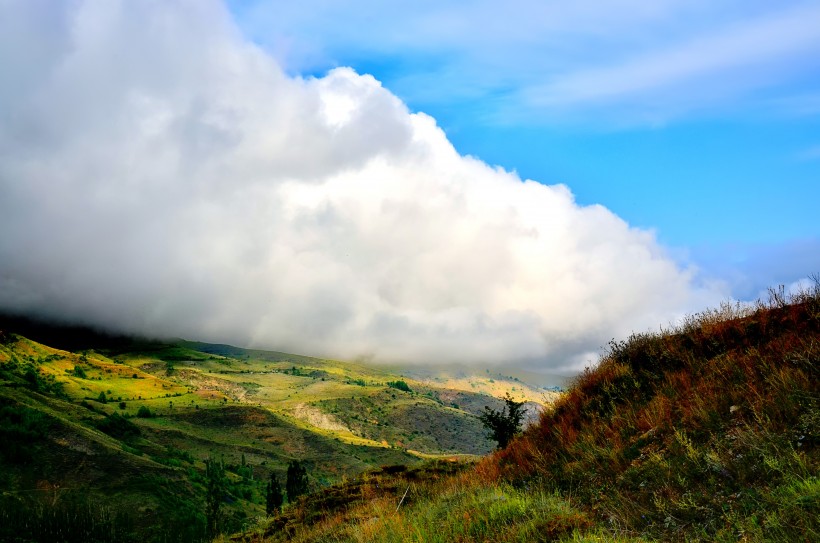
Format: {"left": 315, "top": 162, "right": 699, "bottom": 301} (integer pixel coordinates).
{"left": 0, "top": 330, "right": 550, "bottom": 481}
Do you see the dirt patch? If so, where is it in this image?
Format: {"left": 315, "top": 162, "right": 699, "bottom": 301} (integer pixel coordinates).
{"left": 176, "top": 370, "right": 250, "bottom": 401}
{"left": 290, "top": 403, "right": 350, "bottom": 432}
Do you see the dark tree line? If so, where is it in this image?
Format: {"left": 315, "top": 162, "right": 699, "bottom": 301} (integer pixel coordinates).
{"left": 265, "top": 460, "right": 310, "bottom": 516}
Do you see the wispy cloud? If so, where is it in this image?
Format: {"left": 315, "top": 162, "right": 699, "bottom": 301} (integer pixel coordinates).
{"left": 797, "top": 145, "right": 820, "bottom": 161}
{"left": 0, "top": 0, "right": 722, "bottom": 371}
{"left": 231, "top": 0, "right": 820, "bottom": 126}
{"left": 522, "top": 3, "right": 820, "bottom": 122}
{"left": 690, "top": 239, "right": 820, "bottom": 301}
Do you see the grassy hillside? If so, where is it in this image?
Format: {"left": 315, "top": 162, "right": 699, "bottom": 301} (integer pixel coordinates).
{"left": 238, "top": 283, "right": 819, "bottom": 542}
{"left": 0, "top": 322, "right": 551, "bottom": 542}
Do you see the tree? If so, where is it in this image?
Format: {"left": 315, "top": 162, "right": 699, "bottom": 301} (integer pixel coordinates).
{"left": 285, "top": 460, "right": 309, "bottom": 503}
{"left": 205, "top": 456, "right": 226, "bottom": 538}
{"left": 387, "top": 380, "right": 412, "bottom": 393}
{"left": 265, "top": 473, "right": 284, "bottom": 516}
{"left": 478, "top": 392, "right": 526, "bottom": 449}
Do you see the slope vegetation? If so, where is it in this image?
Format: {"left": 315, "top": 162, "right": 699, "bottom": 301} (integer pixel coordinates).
{"left": 0, "top": 321, "right": 551, "bottom": 542}
{"left": 243, "top": 284, "right": 819, "bottom": 542}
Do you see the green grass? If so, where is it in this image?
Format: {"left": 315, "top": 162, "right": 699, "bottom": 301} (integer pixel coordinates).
{"left": 235, "top": 462, "right": 599, "bottom": 543}
{"left": 8, "top": 283, "right": 814, "bottom": 543}
{"left": 238, "top": 282, "right": 819, "bottom": 543}
{"left": 369, "top": 484, "right": 587, "bottom": 543}
{"left": 1, "top": 322, "right": 532, "bottom": 542}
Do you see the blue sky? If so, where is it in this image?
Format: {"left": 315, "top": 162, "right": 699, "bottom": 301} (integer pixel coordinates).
{"left": 229, "top": 0, "right": 820, "bottom": 298}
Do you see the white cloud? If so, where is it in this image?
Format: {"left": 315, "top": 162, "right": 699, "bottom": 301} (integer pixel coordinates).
{"left": 690, "top": 239, "right": 820, "bottom": 302}
{"left": 0, "top": 0, "right": 722, "bottom": 371}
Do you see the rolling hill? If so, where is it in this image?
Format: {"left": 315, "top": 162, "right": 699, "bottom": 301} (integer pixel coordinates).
{"left": 0, "top": 318, "right": 555, "bottom": 542}
{"left": 234, "top": 283, "right": 819, "bottom": 543}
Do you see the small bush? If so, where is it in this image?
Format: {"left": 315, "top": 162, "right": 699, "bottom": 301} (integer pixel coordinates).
{"left": 387, "top": 380, "right": 412, "bottom": 393}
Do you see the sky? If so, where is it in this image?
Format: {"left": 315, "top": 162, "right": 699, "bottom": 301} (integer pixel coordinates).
{"left": 0, "top": 1, "right": 817, "bottom": 373}
{"left": 230, "top": 0, "right": 820, "bottom": 299}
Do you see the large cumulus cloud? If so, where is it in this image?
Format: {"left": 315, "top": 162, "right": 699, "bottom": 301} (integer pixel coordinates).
{"left": 0, "top": 0, "right": 721, "bottom": 371}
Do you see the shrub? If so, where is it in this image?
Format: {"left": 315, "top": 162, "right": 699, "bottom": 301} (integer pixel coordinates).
{"left": 23, "top": 367, "right": 40, "bottom": 391}
{"left": 387, "top": 380, "right": 412, "bottom": 393}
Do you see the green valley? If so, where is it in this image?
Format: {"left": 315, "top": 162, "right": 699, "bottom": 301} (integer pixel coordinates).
{"left": 230, "top": 284, "right": 820, "bottom": 543}
{"left": 0, "top": 318, "right": 553, "bottom": 541}
{"left": 3, "top": 284, "right": 817, "bottom": 543}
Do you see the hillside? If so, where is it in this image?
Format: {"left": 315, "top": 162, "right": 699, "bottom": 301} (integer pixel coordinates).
{"left": 0, "top": 320, "right": 554, "bottom": 542}
{"left": 238, "top": 284, "right": 819, "bottom": 542}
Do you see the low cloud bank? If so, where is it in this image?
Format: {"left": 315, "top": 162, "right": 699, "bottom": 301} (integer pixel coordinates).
{"left": 0, "top": 1, "right": 722, "bottom": 371}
